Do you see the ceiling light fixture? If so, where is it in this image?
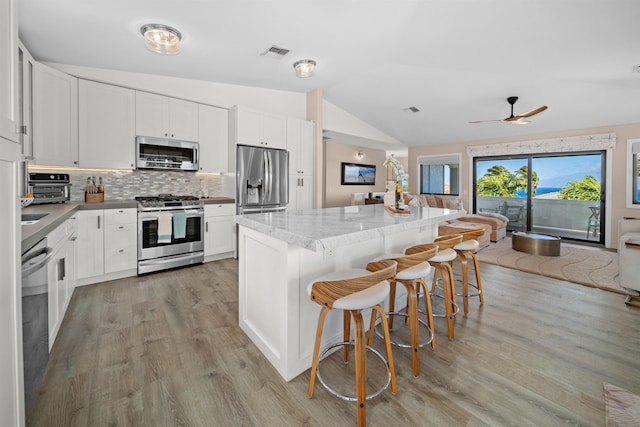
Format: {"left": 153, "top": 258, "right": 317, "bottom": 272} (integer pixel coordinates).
{"left": 293, "top": 59, "right": 316, "bottom": 78}
{"left": 140, "top": 24, "right": 182, "bottom": 55}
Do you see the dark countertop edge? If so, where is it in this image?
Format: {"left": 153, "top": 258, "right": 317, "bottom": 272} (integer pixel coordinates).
{"left": 201, "top": 197, "right": 235, "bottom": 205}
{"left": 21, "top": 200, "right": 138, "bottom": 255}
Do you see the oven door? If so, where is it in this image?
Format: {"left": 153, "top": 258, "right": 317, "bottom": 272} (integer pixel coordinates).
{"left": 138, "top": 208, "right": 204, "bottom": 261}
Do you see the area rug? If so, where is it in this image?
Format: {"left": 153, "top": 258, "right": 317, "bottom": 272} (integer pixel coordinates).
{"left": 604, "top": 383, "right": 640, "bottom": 426}
{"left": 476, "top": 237, "right": 626, "bottom": 294}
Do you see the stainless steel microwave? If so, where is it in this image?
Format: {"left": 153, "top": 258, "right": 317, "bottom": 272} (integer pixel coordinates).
{"left": 135, "top": 136, "right": 199, "bottom": 171}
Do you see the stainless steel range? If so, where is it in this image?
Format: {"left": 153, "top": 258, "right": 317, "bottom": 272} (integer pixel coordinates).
{"left": 136, "top": 194, "right": 204, "bottom": 274}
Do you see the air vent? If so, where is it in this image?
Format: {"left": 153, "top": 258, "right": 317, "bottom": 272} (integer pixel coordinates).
{"left": 404, "top": 106, "right": 420, "bottom": 113}
{"left": 261, "top": 45, "right": 290, "bottom": 57}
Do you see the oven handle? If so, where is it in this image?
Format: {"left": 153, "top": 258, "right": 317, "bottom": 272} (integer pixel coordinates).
{"left": 138, "top": 209, "right": 204, "bottom": 219}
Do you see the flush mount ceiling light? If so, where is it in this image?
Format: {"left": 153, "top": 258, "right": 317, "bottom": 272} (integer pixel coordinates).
{"left": 293, "top": 59, "right": 316, "bottom": 78}
{"left": 140, "top": 24, "right": 182, "bottom": 55}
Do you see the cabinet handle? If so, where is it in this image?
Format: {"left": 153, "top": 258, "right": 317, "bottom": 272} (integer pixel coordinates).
{"left": 301, "top": 178, "right": 304, "bottom": 187}
{"left": 206, "top": 221, "right": 209, "bottom": 233}
{"left": 119, "top": 226, "right": 124, "bottom": 229}
{"left": 171, "top": 134, "right": 174, "bottom": 137}
{"left": 165, "top": 133, "right": 168, "bottom": 137}
{"left": 119, "top": 210, "right": 124, "bottom": 213}
{"left": 74, "top": 161, "right": 78, "bottom": 165}
{"left": 97, "top": 216, "right": 101, "bottom": 229}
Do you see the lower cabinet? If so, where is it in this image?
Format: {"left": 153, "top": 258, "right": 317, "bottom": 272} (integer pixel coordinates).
{"left": 76, "top": 208, "right": 137, "bottom": 284}
{"left": 46, "top": 215, "right": 77, "bottom": 347}
{"left": 204, "top": 203, "right": 236, "bottom": 258}
{"left": 289, "top": 174, "right": 314, "bottom": 210}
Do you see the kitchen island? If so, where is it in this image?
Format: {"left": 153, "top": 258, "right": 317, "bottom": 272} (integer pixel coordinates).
{"left": 235, "top": 204, "right": 463, "bottom": 381}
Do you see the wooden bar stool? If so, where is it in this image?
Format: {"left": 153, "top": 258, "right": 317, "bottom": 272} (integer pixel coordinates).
{"left": 427, "top": 234, "right": 462, "bottom": 339}
{"left": 307, "top": 260, "right": 398, "bottom": 427}
{"left": 370, "top": 243, "right": 439, "bottom": 377}
{"left": 449, "top": 228, "right": 485, "bottom": 314}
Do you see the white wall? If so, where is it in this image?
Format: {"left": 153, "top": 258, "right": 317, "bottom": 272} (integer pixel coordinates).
{"left": 323, "top": 100, "right": 401, "bottom": 145}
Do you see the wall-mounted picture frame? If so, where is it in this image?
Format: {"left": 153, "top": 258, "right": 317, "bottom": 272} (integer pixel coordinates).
{"left": 341, "top": 162, "right": 376, "bottom": 185}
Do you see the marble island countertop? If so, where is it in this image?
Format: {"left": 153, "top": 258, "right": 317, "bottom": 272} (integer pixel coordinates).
{"left": 235, "top": 204, "right": 464, "bottom": 252}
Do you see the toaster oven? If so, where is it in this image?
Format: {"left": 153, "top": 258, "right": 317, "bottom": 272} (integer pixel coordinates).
{"left": 28, "top": 173, "right": 71, "bottom": 204}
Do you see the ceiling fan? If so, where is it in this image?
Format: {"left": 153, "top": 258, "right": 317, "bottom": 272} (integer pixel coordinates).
{"left": 469, "top": 96, "right": 548, "bottom": 125}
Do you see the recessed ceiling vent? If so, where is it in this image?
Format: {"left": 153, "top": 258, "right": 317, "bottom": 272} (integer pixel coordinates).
{"left": 404, "top": 106, "right": 420, "bottom": 113}
{"left": 261, "top": 45, "right": 290, "bottom": 58}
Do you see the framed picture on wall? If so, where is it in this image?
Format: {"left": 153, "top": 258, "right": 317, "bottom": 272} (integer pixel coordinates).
{"left": 341, "top": 162, "right": 376, "bottom": 185}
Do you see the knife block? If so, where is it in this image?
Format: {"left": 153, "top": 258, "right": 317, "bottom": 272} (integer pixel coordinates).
{"left": 85, "top": 192, "right": 104, "bottom": 203}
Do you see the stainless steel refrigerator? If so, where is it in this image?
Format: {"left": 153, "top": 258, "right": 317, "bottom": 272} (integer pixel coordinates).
{"left": 236, "top": 145, "right": 288, "bottom": 214}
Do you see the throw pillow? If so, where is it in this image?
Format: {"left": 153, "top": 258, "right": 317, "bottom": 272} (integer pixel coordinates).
{"left": 444, "top": 198, "right": 464, "bottom": 210}
{"left": 408, "top": 197, "right": 420, "bottom": 207}
{"left": 424, "top": 194, "right": 438, "bottom": 207}
{"left": 477, "top": 211, "right": 509, "bottom": 223}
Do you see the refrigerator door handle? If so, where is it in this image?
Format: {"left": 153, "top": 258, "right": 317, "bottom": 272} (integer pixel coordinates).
{"left": 263, "top": 150, "right": 270, "bottom": 202}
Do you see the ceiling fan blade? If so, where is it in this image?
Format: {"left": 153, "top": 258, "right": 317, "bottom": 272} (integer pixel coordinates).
{"left": 468, "top": 119, "right": 503, "bottom": 124}
{"left": 513, "top": 105, "right": 548, "bottom": 119}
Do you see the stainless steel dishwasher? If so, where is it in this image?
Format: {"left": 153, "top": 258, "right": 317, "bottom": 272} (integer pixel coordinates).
{"left": 21, "top": 237, "right": 53, "bottom": 414}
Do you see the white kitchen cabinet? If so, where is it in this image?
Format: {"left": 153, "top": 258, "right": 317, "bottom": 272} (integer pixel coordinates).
{"left": 287, "top": 117, "right": 315, "bottom": 210}
{"left": 0, "top": 129, "right": 23, "bottom": 426}
{"left": 0, "top": 0, "right": 18, "bottom": 143}
{"left": 76, "top": 208, "right": 137, "bottom": 283}
{"left": 135, "top": 91, "right": 198, "bottom": 141}
{"left": 288, "top": 174, "right": 314, "bottom": 211}
{"left": 198, "top": 104, "right": 229, "bottom": 173}
{"left": 204, "top": 203, "right": 236, "bottom": 258}
{"left": 103, "top": 209, "right": 137, "bottom": 273}
{"left": 18, "top": 42, "right": 35, "bottom": 158}
{"left": 230, "top": 105, "right": 287, "bottom": 150}
{"left": 79, "top": 80, "right": 135, "bottom": 169}
{"left": 76, "top": 210, "right": 104, "bottom": 279}
{"left": 33, "top": 62, "right": 78, "bottom": 167}
{"left": 77, "top": 208, "right": 137, "bottom": 281}
{"left": 46, "top": 216, "right": 77, "bottom": 348}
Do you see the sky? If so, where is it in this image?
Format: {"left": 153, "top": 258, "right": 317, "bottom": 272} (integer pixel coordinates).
{"left": 476, "top": 154, "right": 602, "bottom": 188}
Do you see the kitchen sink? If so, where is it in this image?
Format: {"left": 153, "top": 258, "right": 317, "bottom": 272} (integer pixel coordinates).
{"left": 21, "top": 213, "right": 49, "bottom": 225}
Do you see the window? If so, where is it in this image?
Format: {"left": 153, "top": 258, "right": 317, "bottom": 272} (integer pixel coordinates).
{"left": 628, "top": 139, "right": 640, "bottom": 207}
{"left": 418, "top": 154, "right": 460, "bottom": 195}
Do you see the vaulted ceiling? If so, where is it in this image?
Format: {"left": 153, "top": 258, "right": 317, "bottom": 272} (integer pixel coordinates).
{"left": 17, "top": 0, "right": 640, "bottom": 149}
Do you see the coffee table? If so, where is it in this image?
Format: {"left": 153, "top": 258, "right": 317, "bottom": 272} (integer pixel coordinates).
{"left": 512, "top": 232, "right": 561, "bottom": 256}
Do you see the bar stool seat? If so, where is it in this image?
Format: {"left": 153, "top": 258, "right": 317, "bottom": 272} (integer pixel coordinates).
{"left": 307, "top": 260, "right": 398, "bottom": 427}
{"left": 370, "top": 244, "right": 438, "bottom": 377}
{"left": 445, "top": 228, "right": 485, "bottom": 314}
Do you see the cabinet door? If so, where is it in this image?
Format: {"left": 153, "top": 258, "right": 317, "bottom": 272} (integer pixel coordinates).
{"left": 287, "top": 117, "right": 314, "bottom": 175}
{"left": 234, "top": 106, "right": 262, "bottom": 146}
{"left": 298, "top": 174, "right": 314, "bottom": 210}
{"left": 47, "top": 251, "right": 60, "bottom": 346}
{"left": 76, "top": 210, "right": 104, "bottom": 279}
{"left": 205, "top": 216, "right": 236, "bottom": 255}
{"left": 104, "top": 223, "right": 136, "bottom": 273}
{"left": 0, "top": 0, "right": 18, "bottom": 143}
{"left": 18, "top": 42, "right": 35, "bottom": 158}
{"left": 169, "top": 98, "right": 198, "bottom": 141}
{"left": 135, "top": 91, "right": 168, "bottom": 138}
{"left": 198, "top": 104, "right": 228, "bottom": 173}
{"left": 261, "top": 112, "right": 287, "bottom": 149}
{"left": 79, "top": 80, "right": 135, "bottom": 169}
{"left": 288, "top": 174, "right": 299, "bottom": 211}
{"left": 33, "top": 62, "right": 78, "bottom": 166}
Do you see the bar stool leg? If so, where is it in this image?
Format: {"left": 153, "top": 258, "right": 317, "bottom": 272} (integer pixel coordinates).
{"left": 343, "top": 311, "right": 351, "bottom": 363}
{"left": 387, "top": 280, "right": 397, "bottom": 329}
{"left": 416, "top": 278, "right": 436, "bottom": 349}
{"left": 352, "top": 311, "right": 367, "bottom": 427}
{"left": 308, "top": 307, "right": 330, "bottom": 398}
{"left": 371, "top": 305, "right": 397, "bottom": 393}
{"left": 430, "top": 263, "right": 456, "bottom": 339}
{"left": 469, "top": 252, "right": 485, "bottom": 304}
{"left": 456, "top": 252, "right": 470, "bottom": 314}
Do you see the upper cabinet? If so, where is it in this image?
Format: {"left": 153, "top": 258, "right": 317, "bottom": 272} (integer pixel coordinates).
{"left": 198, "top": 104, "right": 229, "bottom": 173}
{"left": 79, "top": 80, "right": 135, "bottom": 169}
{"left": 33, "top": 62, "right": 78, "bottom": 167}
{"left": 18, "top": 41, "right": 35, "bottom": 158}
{"left": 230, "top": 105, "right": 287, "bottom": 150}
{"left": 0, "top": 0, "right": 18, "bottom": 143}
{"left": 135, "top": 91, "right": 198, "bottom": 141}
{"left": 287, "top": 117, "right": 314, "bottom": 175}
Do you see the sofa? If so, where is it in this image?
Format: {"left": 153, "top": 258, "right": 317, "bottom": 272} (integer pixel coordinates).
{"left": 404, "top": 193, "right": 508, "bottom": 242}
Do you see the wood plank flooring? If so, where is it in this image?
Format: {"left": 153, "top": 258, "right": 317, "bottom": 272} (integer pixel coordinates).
{"left": 28, "top": 258, "right": 640, "bottom": 426}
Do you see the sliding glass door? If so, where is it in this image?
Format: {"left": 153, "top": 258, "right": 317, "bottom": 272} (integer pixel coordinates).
{"left": 474, "top": 151, "right": 605, "bottom": 243}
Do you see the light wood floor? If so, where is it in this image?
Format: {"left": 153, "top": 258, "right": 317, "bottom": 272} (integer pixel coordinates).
{"left": 28, "top": 258, "right": 640, "bottom": 426}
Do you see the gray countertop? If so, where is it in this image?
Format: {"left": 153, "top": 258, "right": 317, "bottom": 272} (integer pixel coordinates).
{"left": 21, "top": 197, "right": 235, "bottom": 254}
{"left": 235, "top": 204, "right": 463, "bottom": 252}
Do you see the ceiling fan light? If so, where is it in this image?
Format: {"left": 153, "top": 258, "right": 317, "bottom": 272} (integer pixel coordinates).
{"left": 141, "top": 24, "right": 182, "bottom": 55}
{"left": 293, "top": 59, "right": 316, "bottom": 78}
{"left": 511, "top": 118, "right": 530, "bottom": 125}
